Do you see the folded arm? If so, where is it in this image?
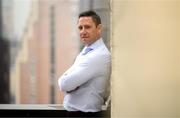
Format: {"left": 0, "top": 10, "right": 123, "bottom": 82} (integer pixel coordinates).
{"left": 58, "top": 55, "right": 105, "bottom": 92}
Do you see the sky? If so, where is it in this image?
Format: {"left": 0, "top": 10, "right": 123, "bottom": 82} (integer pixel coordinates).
{"left": 13, "top": 0, "right": 31, "bottom": 40}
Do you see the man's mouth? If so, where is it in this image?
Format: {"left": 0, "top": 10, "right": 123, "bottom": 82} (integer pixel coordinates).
{"left": 81, "top": 37, "right": 89, "bottom": 41}
{"left": 82, "top": 37, "right": 88, "bottom": 38}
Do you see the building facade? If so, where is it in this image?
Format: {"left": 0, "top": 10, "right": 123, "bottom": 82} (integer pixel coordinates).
{"left": 11, "top": 0, "right": 80, "bottom": 104}
{"left": 0, "top": 0, "right": 14, "bottom": 103}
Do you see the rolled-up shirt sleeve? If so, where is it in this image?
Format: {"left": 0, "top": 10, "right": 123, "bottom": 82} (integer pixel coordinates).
{"left": 58, "top": 54, "right": 108, "bottom": 92}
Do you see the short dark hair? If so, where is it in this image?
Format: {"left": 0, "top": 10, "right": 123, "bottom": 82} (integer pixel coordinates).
{"left": 79, "top": 10, "right": 101, "bottom": 26}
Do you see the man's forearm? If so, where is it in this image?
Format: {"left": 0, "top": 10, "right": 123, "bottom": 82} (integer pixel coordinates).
{"left": 66, "top": 86, "right": 79, "bottom": 93}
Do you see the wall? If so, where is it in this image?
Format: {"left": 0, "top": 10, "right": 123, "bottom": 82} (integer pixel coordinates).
{"left": 111, "top": 0, "right": 180, "bottom": 117}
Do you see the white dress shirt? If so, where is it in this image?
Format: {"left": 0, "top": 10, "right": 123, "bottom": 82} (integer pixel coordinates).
{"left": 58, "top": 38, "right": 111, "bottom": 112}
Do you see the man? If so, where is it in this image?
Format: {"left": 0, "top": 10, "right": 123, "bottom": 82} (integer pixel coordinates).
{"left": 58, "top": 10, "right": 111, "bottom": 117}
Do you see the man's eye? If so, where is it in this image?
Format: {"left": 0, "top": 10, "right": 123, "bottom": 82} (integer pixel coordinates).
{"left": 78, "top": 26, "right": 83, "bottom": 30}
{"left": 85, "top": 26, "right": 90, "bottom": 29}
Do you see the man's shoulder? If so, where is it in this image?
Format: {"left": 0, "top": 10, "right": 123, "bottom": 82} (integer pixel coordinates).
{"left": 98, "top": 44, "right": 111, "bottom": 56}
{"left": 89, "top": 46, "right": 111, "bottom": 61}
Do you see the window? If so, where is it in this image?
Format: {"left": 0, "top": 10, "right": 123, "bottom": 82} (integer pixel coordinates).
{"left": 0, "top": 0, "right": 110, "bottom": 104}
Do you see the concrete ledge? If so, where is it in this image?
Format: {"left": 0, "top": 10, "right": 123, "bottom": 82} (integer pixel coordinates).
{"left": 0, "top": 104, "right": 65, "bottom": 110}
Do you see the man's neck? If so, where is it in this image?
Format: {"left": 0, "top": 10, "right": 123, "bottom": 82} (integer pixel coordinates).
{"left": 86, "top": 37, "right": 101, "bottom": 47}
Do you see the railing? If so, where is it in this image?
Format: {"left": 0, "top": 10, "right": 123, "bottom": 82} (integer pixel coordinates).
{"left": 0, "top": 104, "right": 110, "bottom": 117}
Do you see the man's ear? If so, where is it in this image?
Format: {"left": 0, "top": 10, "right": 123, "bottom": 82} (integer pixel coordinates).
{"left": 98, "top": 24, "right": 102, "bottom": 29}
{"left": 97, "top": 24, "right": 102, "bottom": 33}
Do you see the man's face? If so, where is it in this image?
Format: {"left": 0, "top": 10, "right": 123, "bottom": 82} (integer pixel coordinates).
{"left": 78, "top": 17, "right": 101, "bottom": 46}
